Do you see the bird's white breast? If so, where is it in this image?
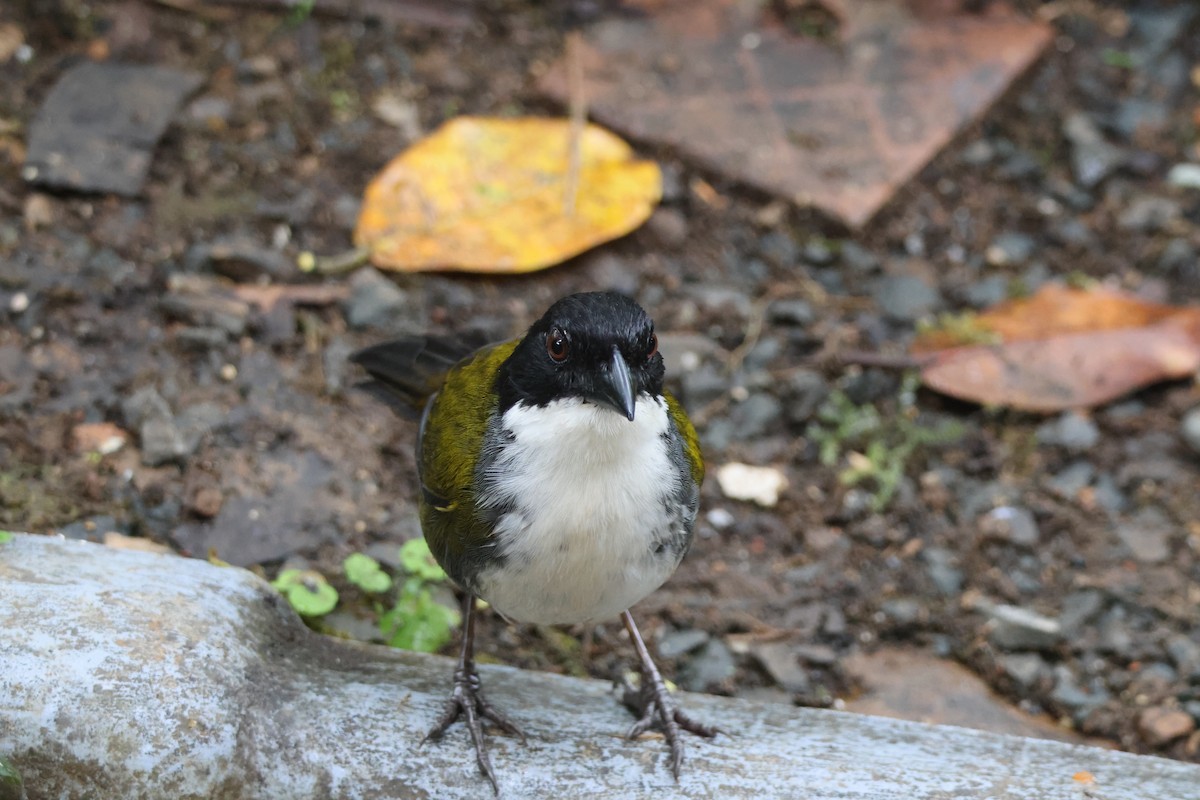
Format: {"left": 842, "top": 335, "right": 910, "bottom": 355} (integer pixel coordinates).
{"left": 474, "top": 396, "right": 685, "bottom": 625}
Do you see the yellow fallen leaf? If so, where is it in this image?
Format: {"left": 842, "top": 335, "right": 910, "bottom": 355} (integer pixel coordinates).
{"left": 354, "top": 116, "right": 661, "bottom": 273}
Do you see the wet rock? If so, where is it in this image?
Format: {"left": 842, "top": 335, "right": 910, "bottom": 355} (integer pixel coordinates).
{"left": 922, "top": 547, "right": 962, "bottom": 596}
{"left": 1036, "top": 411, "right": 1099, "bottom": 452}
{"left": 880, "top": 598, "right": 923, "bottom": 627}
{"left": 1048, "top": 218, "right": 1098, "bottom": 248}
{"left": 161, "top": 275, "right": 250, "bottom": 337}
{"left": 176, "top": 402, "right": 224, "bottom": 453}
{"left": 1137, "top": 707, "right": 1195, "bottom": 747}
{"left": 122, "top": 386, "right": 172, "bottom": 430}
{"left": 729, "top": 394, "right": 782, "bottom": 440}
{"left": 785, "top": 369, "right": 829, "bottom": 425}
{"left": 802, "top": 239, "right": 835, "bottom": 266}
{"left": 1115, "top": 506, "right": 1172, "bottom": 564}
{"left": 986, "top": 604, "right": 1063, "bottom": 652}
{"left": 1166, "top": 163, "right": 1200, "bottom": 190}
{"left": 140, "top": 416, "right": 191, "bottom": 467}
{"left": 680, "top": 363, "right": 726, "bottom": 408}
{"left": 1117, "top": 195, "right": 1182, "bottom": 232}
{"left": 1180, "top": 407, "right": 1200, "bottom": 455}
{"left": 24, "top": 62, "right": 203, "bottom": 195}
{"left": 1091, "top": 473, "right": 1128, "bottom": 515}
{"left": 1097, "top": 607, "right": 1134, "bottom": 658}
{"left": 873, "top": 276, "right": 941, "bottom": 323}
{"left": 978, "top": 506, "right": 1040, "bottom": 548}
{"left": 750, "top": 642, "right": 810, "bottom": 693}
{"left": 1051, "top": 665, "right": 1110, "bottom": 717}
{"left": 657, "top": 628, "right": 711, "bottom": 659}
{"left": 963, "top": 275, "right": 1009, "bottom": 309}
{"left": 344, "top": 268, "right": 410, "bottom": 330}
{"left": 999, "top": 653, "right": 1047, "bottom": 691}
{"left": 758, "top": 232, "right": 798, "bottom": 268}
{"left": 679, "top": 638, "right": 736, "bottom": 692}
{"left": 985, "top": 232, "right": 1036, "bottom": 267}
{"left": 768, "top": 299, "right": 814, "bottom": 327}
{"left": 1063, "top": 112, "right": 1125, "bottom": 189}
{"left": 191, "top": 237, "right": 295, "bottom": 282}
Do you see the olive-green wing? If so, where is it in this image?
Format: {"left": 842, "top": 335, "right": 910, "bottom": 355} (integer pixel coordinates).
{"left": 664, "top": 391, "right": 704, "bottom": 486}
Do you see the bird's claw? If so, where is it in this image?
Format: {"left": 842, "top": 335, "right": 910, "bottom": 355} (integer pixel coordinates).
{"left": 621, "top": 669, "right": 720, "bottom": 779}
{"left": 423, "top": 667, "right": 526, "bottom": 794}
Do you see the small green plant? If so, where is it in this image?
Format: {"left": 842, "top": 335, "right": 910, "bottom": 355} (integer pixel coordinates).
{"left": 380, "top": 539, "right": 460, "bottom": 653}
{"left": 344, "top": 552, "right": 392, "bottom": 594}
{"left": 915, "top": 311, "right": 1001, "bottom": 347}
{"left": 272, "top": 569, "right": 339, "bottom": 617}
{"left": 1101, "top": 48, "right": 1136, "bottom": 70}
{"left": 0, "top": 531, "right": 12, "bottom": 544}
{"left": 0, "top": 754, "right": 23, "bottom": 796}
{"left": 807, "top": 373, "right": 964, "bottom": 511}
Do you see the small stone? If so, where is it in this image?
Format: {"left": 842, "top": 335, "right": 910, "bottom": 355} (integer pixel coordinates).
{"left": 716, "top": 463, "right": 787, "bottom": 507}
{"left": 1036, "top": 411, "right": 1100, "bottom": 452}
{"left": 959, "top": 139, "right": 995, "bottom": 165}
{"left": 1051, "top": 665, "right": 1110, "bottom": 716}
{"left": 729, "top": 394, "right": 783, "bottom": 440}
{"left": 1063, "top": 112, "right": 1126, "bottom": 188}
{"left": 705, "top": 507, "right": 735, "bottom": 530}
{"left": 749, "top": 642, "right": 810, "bottom": 693}
{"left": 881, "top": 598, "right": 922, "bottom": 627}
{"left": 122, "top": 386, "right": 172, "bottom": 430}
{"left": 963, "top": 275, "right": 1009, "bottom": 309}
{"left": 679, "top": 638, "right": 736, "bottom": 692}
{"left": 1165, "top": 634, "right": 1200, "bottom": 680}
{"left": 1059, "top": 590, "right": 1105, "bottom": 630}
{"left": 785, "top": 369, "right": 829, "bottom": 425}
{"left": 1118, "top": 195, "right": 1182, "bottom": 232}
{"left": 1115, "top": 506, "right": 1173, "bottom": 563}
{"left": 680, "top": 364, "right": 726, "bottom": 407}
{"left": 646, "top": 208, "right": 688, "bottom": 249}
{"left": 1157, "top": 238, "right": 1196, "bottom": 275}
{"left": 999, "top": 653, "right": 1047, "bottom": 690}
{"left": 657, "top": 628, "right": 710, "bottom": 659}
{"left": 757, "top": 231, "right": 798, "bottom": 267}
{"left": 922, "top": 547, "right": 963, "bottom": 596}
{"left": 1045, "top": 461, "right": 1095, "bottom": 500}
{"left": 802, "top": 239, "right": 835, "bottom": 266}
{"left": 840, "top": 242, "right": 880, "bottom": 274}
{"left": 1097, "top": 607, "right": 1135, "bottom": 657}
{"left": 72, "top": 422, "right": 127, "bottom": 455}
{"left": 873, "top": 275, "right": 941, "bottom": 323}
{"left": 344, "top": 268, "right": 410, "bottom": 330}
{"left": 1166, "top": 163, "right": 1200, "bottom": 189}
{"left": 985, "top": 232, "right": 1037, "bottom": 266}
{"left": 1138, "top": 707, "right": 1195, "bottom": 747}
{"left": 768, "top": 299, "right": 815, "bottom": 327}
{"left": 986, "top": 604, "right": 1063, "bottom": 652}
{"left": 978, "top": 506, "right": 1040, "bottom": 548}
{"left": 1180, "top": 407, "right": 1200, "bottom": 455}
{"left": 140, "top": 416, "right": 190, "bottom": 467}
{"left": 193, "top": 237, "right": 294, "bottom": 282}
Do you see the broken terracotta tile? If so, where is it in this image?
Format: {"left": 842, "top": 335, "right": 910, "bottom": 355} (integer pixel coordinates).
{"left": 541, "top": 0, "right": 1052, "bottom": 228}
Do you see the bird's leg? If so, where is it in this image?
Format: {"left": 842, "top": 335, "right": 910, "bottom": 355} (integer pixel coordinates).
{"left": 620, "top": 610, "right": 719, "bottom": 779}
{"left": 423, "top": 593, "right": 525, "bottom": 793}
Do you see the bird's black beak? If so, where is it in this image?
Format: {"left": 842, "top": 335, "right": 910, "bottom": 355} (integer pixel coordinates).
{"left": 594, "top": 345, "right": 637, "bottom": 421}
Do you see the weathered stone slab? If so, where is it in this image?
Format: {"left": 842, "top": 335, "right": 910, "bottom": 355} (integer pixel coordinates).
{"left": 23, "top": 62, "right": 203, "bottom": 196}
{"left": 2, "top": 533, "right": 1199, "bottom": 799}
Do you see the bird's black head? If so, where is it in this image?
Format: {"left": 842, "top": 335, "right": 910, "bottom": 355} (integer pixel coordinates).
{"left": 496, "top": 292, "right": 664, "bottom": 420}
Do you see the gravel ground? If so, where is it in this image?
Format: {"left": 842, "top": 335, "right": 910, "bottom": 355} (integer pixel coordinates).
{"left": 1, "top": 0, "right": 1198, "bottom": 761}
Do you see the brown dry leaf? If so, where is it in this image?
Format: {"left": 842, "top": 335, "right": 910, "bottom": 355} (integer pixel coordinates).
{"left": 232, "top": 283, "right": 349, "bottom": 313}
{"left": 103, "top": 531, "right": 173, "bottom": 554}
{"left": 913, "top": 285, "right": 1200, "bottom": 412}
{"left": 354, "top": 116, "right": 661, "bottom": 273}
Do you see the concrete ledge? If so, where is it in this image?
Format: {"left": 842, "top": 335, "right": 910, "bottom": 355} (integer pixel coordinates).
{"left": 2, "top": 533, "right": 1197, "bottom": 799}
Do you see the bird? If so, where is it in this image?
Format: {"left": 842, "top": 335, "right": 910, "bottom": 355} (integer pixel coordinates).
{"left": 351, "top": 291, "right": 717, "bottom": 791}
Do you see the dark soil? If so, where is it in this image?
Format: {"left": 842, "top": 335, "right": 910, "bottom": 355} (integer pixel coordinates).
{"left": 2, "top": 0, "right": 1198, "bottom": 763}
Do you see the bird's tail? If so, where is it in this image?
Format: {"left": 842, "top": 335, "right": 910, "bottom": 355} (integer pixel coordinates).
{"left": 349, "top": 333, "right": 493, "bottom": 419}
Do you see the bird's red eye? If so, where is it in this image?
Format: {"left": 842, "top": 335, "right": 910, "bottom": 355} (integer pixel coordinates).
{"left": 546, "top": 328, "right": 569, "bottom": 362}
{"left": 647, "top": 333, "right": 658, "bottom": 360}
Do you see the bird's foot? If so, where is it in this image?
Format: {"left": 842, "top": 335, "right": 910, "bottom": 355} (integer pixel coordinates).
{"left": 423, "top": 665, "right": 526, "bottom": 793}
{"left": 621, "top": 668, "right": 720, "bottom": 779}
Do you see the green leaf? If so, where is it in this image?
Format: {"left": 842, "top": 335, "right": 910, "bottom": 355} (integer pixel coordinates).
{"left": 271, "top": 569, "right": 339, "bottom": 617}
{"left": 0, "top": 754, "right": 23, "bottom": 792}
{"left": 0, "top": 531, "right": 12, "bottom": 544}
{"left": 343, "top": 553, "right": 392, "bottom": 594}
{"left": 398, "top": 538, "right": 447, "bottom": 582}
{"left": 380, "top": 586, "right": 459, "bottom": 653}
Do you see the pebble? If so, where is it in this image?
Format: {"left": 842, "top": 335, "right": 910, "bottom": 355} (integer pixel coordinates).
{"left": 1051, "top": 665, "right": 1110, "bottom": 718}
{"left": 840, "top": 241, "right": 880, "bottom": 274}
{"left": 1157, "top": 238, "right": 1196, "bottom": 276}
{"left": 963, "top": 275, "right": 1009, "bottom": 309}
{"left": 922, "top": 547, "right": 963, "bottom": 596}
{"left": 140, "top": 416, "right": 190, "bottom": 467}
{"left": 785, "top": 369, "right": 829, "bottom": 425}
{"left": 122, "top": 386, "right": 172, "bottom": 430}
{"left": 1165, "top": 634, "right": 1200, "bottom": 680}
{"left": 1063, "top": 112, "right": 1125, "bottom": 188}
{"left": 1115, "top": 506, "right": 1173, "bottom": 563}
{"left": 1180, "top": 407, "right": 1200, "bottom": 455}
{"left": 1036, "top": 411, "right": 1100, "bottom": 452}
{"left": 1166, "top": 163, "right": 1200, "bottom": 190}
{"left": 749, "top": 642, "right": 811, "bottom": 693}
{"left": 646, "top": 208, "right": 689, "bottom": 249}
{"left": 1059, "top": 590, "right": 1105, "bottom": 631}
{"left": 767, "top": 299, "right": 815, "bottom": 327}
{"left": 716, "top": 462, "right": 787, "bottom": 507}
{"left": 190, "top": 237, "right": 295, "bottom": 282}
{"left": 978, "top": 506, "right": 1040, "bottom": 548}
{"left": 880, "top": 597, "right": 923, "bottom": 627}
{"left": 1137, "top": 707, "right": 1196, "bottom": 747}
{"left": 1117, "top": 195, "right": 1182, "bottom": 232}
{"left": 343, "top": 268, "right": 410, "bottom": 330}
{"left": 872, "top": 275, "right": 941, "bottom": 323}
{"left": 1045, "top": 461, "right": 1095, "bottom": 500}
{"left": 999, "top": 653, "right": 1047, "bottom": 690}
{"left": 985, "top": 232, "right": 1037, "bottom": 266}
{"left": 802, "top": 239, "right": 835, "bottom": 266}
{"left": 657, "top": 628, "right": 711, "bottom": 659}
{"left": 757, "top": 231, "right": 798, "bottom": 268}
{"left": 729, "top": 394, "right": 783, "bottom": 439}
{"left": 680, "top": 364, "right": 727, "bottom": 407}
{"left": 1097, "top": 607, "right": 1134, "bottom": 657}
{"left": 679, "top": 638, "right": 736, "bottom": 692}
{"left": 986, "top": 604, "right": 1063, "bottom": 652}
